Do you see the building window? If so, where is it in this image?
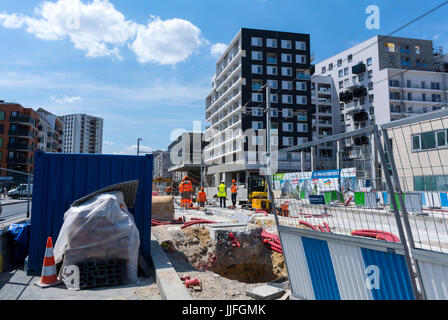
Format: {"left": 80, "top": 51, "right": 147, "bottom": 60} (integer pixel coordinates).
{"left": 266, "top": 38, "right": 277, "bottom": 48}
{"left": 267, "top": 79, "right": 278, "bottom": 89}
{"left": 252, "top": 93, "right": 263, "bottom": 102}
{"left": 338, "top": 70, "right": 343, "bottom": 78}
{"left": 344, "top": 78, "right": 349, "bottom": 86}
{"left": 282, "top": 95, "right": 293, "bottom": 104}
{"left": 339, "top": 81, "right": 343, "bottom": 89}
{"left": 414, "top": 175, "right": 448, "bottom": 192}
{"left": 252, "top": 136, "right": 264, "bottom": 145}
{"left": 282, "top": 81, "right": 292, "bottom": 90}
{"left": 296, "top": 54, "right": 306, "bottom": 64}
{"left": 282, "top": 137, "right": 293, "bottom": 146}
{"left": 252, "top": 79, "right": 262, "bottom": 91}
{"left": 281, "top": 67, "right": 292, "bottom": 76}
{"left": 385, "top": 42, "right": 396, "bottom": 52}
{"left": 367, "top": 57, "right": 372, "bottom": 66}
{"left": 328, "top": 63, "right": 333, "bottom": 71}
{"left": 267, "top": 66, "right": 278, "bottom": 75}
{"left": 296, "top": 81, "right": 307, "bottom": 91}
{"left": 431, "top": 82, "right": 441, "bottom": 90}
{"left": 348, "top": 54, "right": 353, "bottom": 63}
{"left": 270, "top": 94, "right": 278, "bottom": 103}
{"left": 267, "top": 52, "right": 277, "bottom": 64}
{"left": 369, "top": 94, "right": 374, "bottom": 102}
{"left": 271, "top": 108, "right": 278, "bottom": 117}
{"left": 282, "top": 108, "right": 293, "bottom": 117}
{"left": 251, "top": 51, "right": 263, "bottom": 60}
{"left": 297, "top": 123, "right": 308, "bottom": 132}
{"left": 251, "top": 37, "right": 262, "bottom": 47}
{"left": 281, "top": 53, "right": 292, "bottom": 63}
{"left": 282, "top": 122, "right": 293, "bottom": 132}
{"left": 252, "top": 65, "right": 263, "bottom": 74}
{"left": 321, "top": 66, "right": 326, "bottom": 74}
{"left": 296, "top": 95, "right": 307, "bottom": 105}
{"left": 296, "top": 69, "right": 310, "bottom": 80}
{"left": 0, "top": 111, "right": 4, "bottom": 121}
{"left": 281, "top": 40, "right": 292, "bottom": 49}
{"left": 252, "top": 107, "right": 263, "bottom": 117}
{"left": 337, "top": 59, "right": 342, "bottom": 67}
{"left": 368, "top": 70, "right": 373, "bottom": 78}
{"left": 344, "top": 67, "right": 349, "bottom": 75}
{"left": 295, "top": 41, "right": 306, "bottom": 50}
{"left": 252, "top": 121, "right": 263, "bottom": 130}
{"left": 297, "top": 111, "right": 307, "bottom": 121}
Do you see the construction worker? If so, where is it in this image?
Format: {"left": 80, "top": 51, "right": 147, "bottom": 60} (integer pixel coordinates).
{"left": 231, "top": 179, "right": 238, "bottom": 208}
{"left": 179, "top": 177, "right": 185, "bottom": 207}
{"left": 181, "top": 175, "right": 193, "bottom": 209}
{"left": 197, "top": 187, "right": 207, "bottom": 208}
{"left": 217, "top": 180, "right": 227, "bottom": 208}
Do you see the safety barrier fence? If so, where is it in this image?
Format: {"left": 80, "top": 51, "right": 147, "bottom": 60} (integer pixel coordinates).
{"left": 269, "top": 109, "right": 448, "bottom": 300}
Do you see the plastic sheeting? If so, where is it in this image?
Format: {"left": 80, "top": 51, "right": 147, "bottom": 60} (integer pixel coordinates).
{"left": 53, "top": 191, "right": 140, "bottom": 283}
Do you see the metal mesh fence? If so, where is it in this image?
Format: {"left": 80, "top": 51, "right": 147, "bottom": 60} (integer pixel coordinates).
{"left": 271, "top": 126, "right": 407, "bottom": 244}
{"left": 382, "top": 109, "right": 448, "bottom": 254}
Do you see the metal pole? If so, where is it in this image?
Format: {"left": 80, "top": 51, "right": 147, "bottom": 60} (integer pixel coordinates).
{"left": 26, "top": 173, "right": 31, "bottom": 218}
{"left": 381, "top": 127, "right": 426, "bottom": 299}
{"left": 266, "top": 84, "right": 271, "bottom": 174}
{"left": 374, "top": 125, "right": 422, "bottom": 300}
{"left": 137, "top": 138, "right": 142, "bottom": 155}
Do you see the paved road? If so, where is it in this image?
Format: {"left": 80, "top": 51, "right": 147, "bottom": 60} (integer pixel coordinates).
{"left": 0, "top": 200, "right": 30, "bottom": 224}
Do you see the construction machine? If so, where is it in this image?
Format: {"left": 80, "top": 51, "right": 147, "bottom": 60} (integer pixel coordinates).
{"left": 240, "top": 176, "right": 272, "bottom": 211}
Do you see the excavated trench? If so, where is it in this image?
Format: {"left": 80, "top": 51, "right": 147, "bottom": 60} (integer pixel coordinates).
{"left": 165, "top": 226, "right": 286, "bottom": 284}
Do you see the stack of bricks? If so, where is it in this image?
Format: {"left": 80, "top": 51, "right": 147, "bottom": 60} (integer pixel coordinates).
{"left": 76, "top": 259, "right": 127, "bottom": 289}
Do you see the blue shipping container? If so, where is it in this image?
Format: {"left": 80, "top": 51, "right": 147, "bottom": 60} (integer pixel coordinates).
{"left": 28, "top": 151, "right": 153, "bottom": 275}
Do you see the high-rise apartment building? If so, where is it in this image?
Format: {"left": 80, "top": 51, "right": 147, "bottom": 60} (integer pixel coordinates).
{"left": 315, "top": 35, "right": 448, "bottom": 133}
{"left": 204, "top": 28, "right": 312, "bottom": 186}
{"left": 62, "top": 114, "right": 103, "bottom": 154}
{"left": 152, "top": 150, "right": 173, "bottom": 180}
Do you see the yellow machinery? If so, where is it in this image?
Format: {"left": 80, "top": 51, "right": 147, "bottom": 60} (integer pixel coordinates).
{"left": 241, "top": 176, "right": 272, "bottom": 211}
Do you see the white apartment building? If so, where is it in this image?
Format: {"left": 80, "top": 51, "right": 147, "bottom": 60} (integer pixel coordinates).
{"left": 315, "top": 35, "right": 447, "bottom": 134}
{"left": 36, "top": 108, "right": 64, "bottom": 153}
{"left": 310, "top": 75, "right": 341, "bottom": 170}
{"left": 62, "top": 114, "right": 103, "bottom": 154}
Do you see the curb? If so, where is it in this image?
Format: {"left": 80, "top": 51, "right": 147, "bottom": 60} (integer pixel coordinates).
{"left": 150, "top": 234, "right": 191, "bottom": 300}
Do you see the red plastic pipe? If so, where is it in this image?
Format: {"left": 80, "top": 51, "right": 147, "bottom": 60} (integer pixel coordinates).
{"left": 299, "top": 220, "right": 318, "bottom": 231}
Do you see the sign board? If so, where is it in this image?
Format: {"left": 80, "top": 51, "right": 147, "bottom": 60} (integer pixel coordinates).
{"left": 309, "top": 195, "right": 326, "bottom": 205}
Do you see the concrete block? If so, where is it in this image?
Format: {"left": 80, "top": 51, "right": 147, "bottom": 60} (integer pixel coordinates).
{"left": 150, "top": 234, "right": 191, "bottom": 300}
{"left": 245, "top": 285, "right": 285, "bottom": 300}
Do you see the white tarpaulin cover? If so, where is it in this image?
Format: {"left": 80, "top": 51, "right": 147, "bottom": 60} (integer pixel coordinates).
{"left": 54, "top": 191, "right": 140, "bottom": 283}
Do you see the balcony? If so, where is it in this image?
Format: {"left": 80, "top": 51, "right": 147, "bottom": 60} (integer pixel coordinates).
{"left": 339, "top": 91, "right": 353, "bottom": 103}
{"left": 353, "top": 111, "right": 369, "bottom": 122}
{"left": 7, "top": 157, "right": 32, "bottom": 165}
{"left": 352, "top": 85, "right": 367, "bottom": 98}
{"left": 352, "top": 62, "right": 366, "bottom": 74}
{"left": 8, "top": 142, "right": 33, "bottom": 151}
{"left": 9, "top": 115, "right": 36, "bottom": 127}
{"left": 8, "top": 129, "right": 35, "bottom": 138}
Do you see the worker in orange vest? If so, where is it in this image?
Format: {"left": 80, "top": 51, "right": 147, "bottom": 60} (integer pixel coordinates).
{"left": 197, "top": 187, "right": 207, "bottom": 208}
{"left": 179, "top": 177, "right": 185, "bottom": 207}
{"left": 231, "top": 179, "right": 238, "bottom": 208}
{"left": 181, "top": 175, "right": 193, "bottom": 209}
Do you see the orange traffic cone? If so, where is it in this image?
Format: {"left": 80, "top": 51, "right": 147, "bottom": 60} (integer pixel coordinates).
{"left": 35, "top": 237, "right": 61, "bottom": 288}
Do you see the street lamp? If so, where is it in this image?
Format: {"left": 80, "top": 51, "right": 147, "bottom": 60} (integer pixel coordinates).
{"left": 137, "top": 138, "right": 142, "bottom": 155}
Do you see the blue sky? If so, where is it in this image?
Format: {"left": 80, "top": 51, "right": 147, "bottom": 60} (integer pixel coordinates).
{"left": 0, "top": 0, "right": 447, "bottom": 154}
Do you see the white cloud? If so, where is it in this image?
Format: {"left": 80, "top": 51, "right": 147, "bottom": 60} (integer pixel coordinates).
{"left": 103, "top": 140, "right": 116, "bottom": 146}
{"left": 130, "top": 16, "right": 204, "bottom": 65}
{"left": 433, "top": 34, "right": 440, "bottom": 40}
{"left": 0, "top": 0, "right": 206, "bottom": 65}
{"left": 50, "top": 95, "right": 82, "bottom": 104}
{"left": 210, "top": 43, "right": 227, "bottom": 58}
{"left": 0, "top": 0, "right": 136, "bottom": 59}
{"left": 112, "top": 144, "right": 152, "bottom": 155}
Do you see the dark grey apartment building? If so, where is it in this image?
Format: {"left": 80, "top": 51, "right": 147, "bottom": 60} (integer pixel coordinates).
{"left": 204, "top": 28, "right": 312, "bottom": 187}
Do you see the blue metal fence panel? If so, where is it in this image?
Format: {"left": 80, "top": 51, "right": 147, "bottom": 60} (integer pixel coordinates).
{"left": 360, "top": 248, "right": 415, "bottom": 300}
{"left": 28, "top": 151, "right": 153, "bottom": 275}
{"left": 301, "top": 237, "right": 341, "bottom": 300}
{"left": 440, "top": 193, "right": 448, "bottom": 208}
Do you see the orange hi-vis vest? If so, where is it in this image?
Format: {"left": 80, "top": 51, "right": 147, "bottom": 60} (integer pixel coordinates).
{"left": 183, "top": 181, "right": 193, "bottom": 192}
{"left": 179, "top": 182, "right": 185, "bottom": 193}
{"left": 231, "top": 184, "right": 238, "bottom": 194}
{"left": 197, "top": 191, "right": 207, "bottom": 202}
